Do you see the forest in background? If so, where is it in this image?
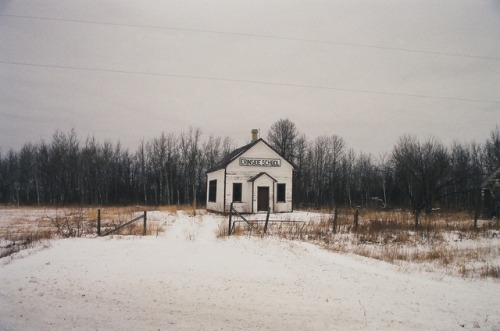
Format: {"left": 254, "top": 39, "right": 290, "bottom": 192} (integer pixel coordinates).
{"left": 0, "top": 120, "right": 499, "bottom": 223}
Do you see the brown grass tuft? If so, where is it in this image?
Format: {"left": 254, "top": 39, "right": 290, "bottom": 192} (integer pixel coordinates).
{"left": 479, "top": 264, "right": 500, "bottom": 278}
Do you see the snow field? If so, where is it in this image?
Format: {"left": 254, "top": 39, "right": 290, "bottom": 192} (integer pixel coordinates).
{"left": 0, "top": 211, "right": 499, "bottom": 330}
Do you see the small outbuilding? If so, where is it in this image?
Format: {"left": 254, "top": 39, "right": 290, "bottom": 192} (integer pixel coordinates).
{"left": 482, "top": 167, "right": 500, "bottom": 218}
{"left": 206, "top": 130, "right": 294, "bottom": 214}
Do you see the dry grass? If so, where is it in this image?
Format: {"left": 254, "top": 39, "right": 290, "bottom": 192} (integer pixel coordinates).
{"left": 479, "top": 264, "right": 500, "bottom": 278}
{"left": 216, "top": 223, "right": 251, "bottom": 239}
{"left": 156, "top": 205, "right": 206, "bottom": 216}
{"left": 111, "top": 221, "right": 163, "bottom": 236}
{"left": 228, "top": 208, "right": 500, "bottom": 279}
{"left": 0, "top": 205, "right": 196, "bottom": 242}
{"left": 0, "top": 229, "right": 53, "bottom": 259}
{"left": 48, "top": 208, "right": 96, "bottom": 237}
{"left": 0, "top": 205, "right": 193, "bottom": 258}
{"left": 98, "top": 205, "right": 202, "bottom": 236}
{"left": 216, "top": 222, "right": 229, "bottom": 238}
{"left": 98, "top": 208, "right": 172, "bottom": 237}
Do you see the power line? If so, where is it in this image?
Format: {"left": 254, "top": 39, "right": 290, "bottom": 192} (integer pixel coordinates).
{"left": 1, "top": 60, "right": 499, "bottom": 104}
{"left": 2, "top": 13, "right": 499, "bottom": 61}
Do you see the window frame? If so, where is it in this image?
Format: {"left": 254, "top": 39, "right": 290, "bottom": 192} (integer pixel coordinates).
{"left": 277, "top": 183, "right": 286, "bottom": 203}
{"left": 232, "top": 183, "right": 242, "bottom": 203}
{"left": 208, "top": 180, "right": 217, "bottom": 202}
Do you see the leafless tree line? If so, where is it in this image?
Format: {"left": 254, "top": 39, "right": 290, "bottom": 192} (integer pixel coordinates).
{"left": 266, "top": 119, "right": 500, "bottom": 224}
{"left": 0, "top": 122, "right": 499, "bottom": 223}
{"left": 0, "top": 128, "right": 233, "bottom": 206}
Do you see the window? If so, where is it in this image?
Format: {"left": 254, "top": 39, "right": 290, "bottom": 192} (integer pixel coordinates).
{"left": 277, "top": 183, "right": 286, "bottom": 202}
{"left": 233, "top": 183, "right": 242, "bottom": 202}
{"left": 208, "top": 180, "right": 217, "bottom": 202}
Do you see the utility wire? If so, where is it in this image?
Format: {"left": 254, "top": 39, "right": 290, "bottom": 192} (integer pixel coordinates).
{"left": 1, "top": 60, "right": 499, "bottom": 104}
{"left": 1, "top": 14, "right": 499, "bottom": 61}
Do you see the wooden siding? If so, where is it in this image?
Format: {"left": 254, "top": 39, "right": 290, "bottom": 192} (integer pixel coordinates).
{"left": 206, "top": 169, "right": 225, "bottom": 212}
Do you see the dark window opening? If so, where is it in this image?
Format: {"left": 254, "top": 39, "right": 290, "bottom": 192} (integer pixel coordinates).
{"left": 277, "top": 183, "right": 286, "bottom": 202}
{"left": 233, "top": 183, "right": 242, "bottom": 202}
{"left": 208, "top": 180, "right": 217, "bottom": 202}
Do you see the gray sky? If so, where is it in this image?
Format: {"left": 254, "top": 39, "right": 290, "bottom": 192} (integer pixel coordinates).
{"left": 1, "top": 0, "right": 499, "bottom": 155}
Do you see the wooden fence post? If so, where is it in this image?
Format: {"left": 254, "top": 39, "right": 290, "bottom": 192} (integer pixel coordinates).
{"left": 333, "top": 206, "right": 338, "bottom": 234}
{"left": 97, "top": 209, "right": 101, "bottom": 236}
{"left": 143, "top": 211, "right": 147, "bottom": 236}
{"left": 263, "top": 207, "right": 270, "bottom": 234}
{"left": 228, "top": 203, "right": 233, "bottom": 236}
{"left": 354, "top": 208, "right": 359, "bottom": 231}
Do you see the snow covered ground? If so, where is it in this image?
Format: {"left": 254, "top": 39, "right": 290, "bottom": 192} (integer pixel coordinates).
{"left": 1, "top": 210, "right": 499, "bottom": 330}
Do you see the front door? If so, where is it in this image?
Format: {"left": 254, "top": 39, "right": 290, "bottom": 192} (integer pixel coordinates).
{"left": 257, "top": 187, "right": 269, "bottom": 212}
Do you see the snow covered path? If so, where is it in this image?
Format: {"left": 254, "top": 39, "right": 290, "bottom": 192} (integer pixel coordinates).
{"left": 1, "top": 212, "right": 499, "bottom": 330}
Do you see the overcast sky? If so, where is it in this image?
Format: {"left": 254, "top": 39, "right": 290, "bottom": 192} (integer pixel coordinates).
{"left": 1, "top": 0, "right": 499, "bottom": 155}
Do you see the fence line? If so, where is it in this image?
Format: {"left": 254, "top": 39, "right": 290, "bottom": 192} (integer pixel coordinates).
{"left": 227, "top": 203, "right": 305, "bottom": 236}
{"left": 97, "top": 210, "right": 147, "bottom": 236}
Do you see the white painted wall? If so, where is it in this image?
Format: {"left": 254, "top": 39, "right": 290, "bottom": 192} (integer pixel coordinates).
{"left": 206, "top": 169, "right": 225, "bottom": 212}
{"left": 224, "top": 180, "right": 253, "bottom": 214}
{"left": 274, "top": 181, "right": 293, "bottom": 213}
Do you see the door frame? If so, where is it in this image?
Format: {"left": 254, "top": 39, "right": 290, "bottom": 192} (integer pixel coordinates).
{"left": 257, "top": 186, "right": 270, "bottom": 212}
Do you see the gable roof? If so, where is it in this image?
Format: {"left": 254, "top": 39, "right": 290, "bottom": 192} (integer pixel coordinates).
{"left": 248, "top": 172, "right": 277, "bottom": 183}
{"left": 206, "top": 138, "right": 295, "bottom": 173}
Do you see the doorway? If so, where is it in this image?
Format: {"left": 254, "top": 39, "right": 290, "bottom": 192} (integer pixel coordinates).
{"left": 257, "top": 187, "right": 269, "bottom": 212}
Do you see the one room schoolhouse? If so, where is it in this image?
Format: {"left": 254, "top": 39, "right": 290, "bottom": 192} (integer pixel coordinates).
{"left": 206, "top": 130, "right": 294, "bottom": 214}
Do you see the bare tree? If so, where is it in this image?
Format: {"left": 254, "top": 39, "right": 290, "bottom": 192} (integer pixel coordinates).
{"left": 469, "top": 142, "right": 484, "bottom": 228}
{"left": 46, "top": 129, "right": 80, "bottom": 204}
{"left": 98, "top": 140, "right": 114, "bottom": 204}
{"left": 343, "top": 149, "right": 356, "bottom": 208}
{"left": 148, "top": 134, "right": 168, "bottom": 205}
{"left": 293, "top": 134, "right": 308, "bottom": 207}
{"left": 202, "top": 135, "right": 222, "bottom": 171}
{"left": 267, "top": 119, "right": 299, "bottom": 162}
{"left": 327, "top": 135, "right": 345, "bottom": 208}
{"left": 354, "top": 153, "right": 376, "bottom": 207}
{"left": 483, "top": 125, "right": 500, "bottom": 174}
{"left": 5, "top": 150, "right": 20, "bottom": 205}
{"left": 221, "top": 136, "right": 235, "bottom": 157}
{"left": 179, "top": 127, "right": 202, "bottom": 209}
{"left": 391, "top": 135, "right": 451, "bottom": 228}
{"left": 377, "top": 153, "right": 390, "bottom": 208}
{"left": 18, "top": 143, "right": 39, "bottom": 204}
{"left": 310, "top": 136, "right": 329, "bottom": 208}
{"left": 136, "top": 139, "right": 149, "bottom": 204}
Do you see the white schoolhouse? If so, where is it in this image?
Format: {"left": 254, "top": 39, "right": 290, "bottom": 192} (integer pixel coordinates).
{"left": 206, "top": 130, "right": 294, "bottom": 214}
